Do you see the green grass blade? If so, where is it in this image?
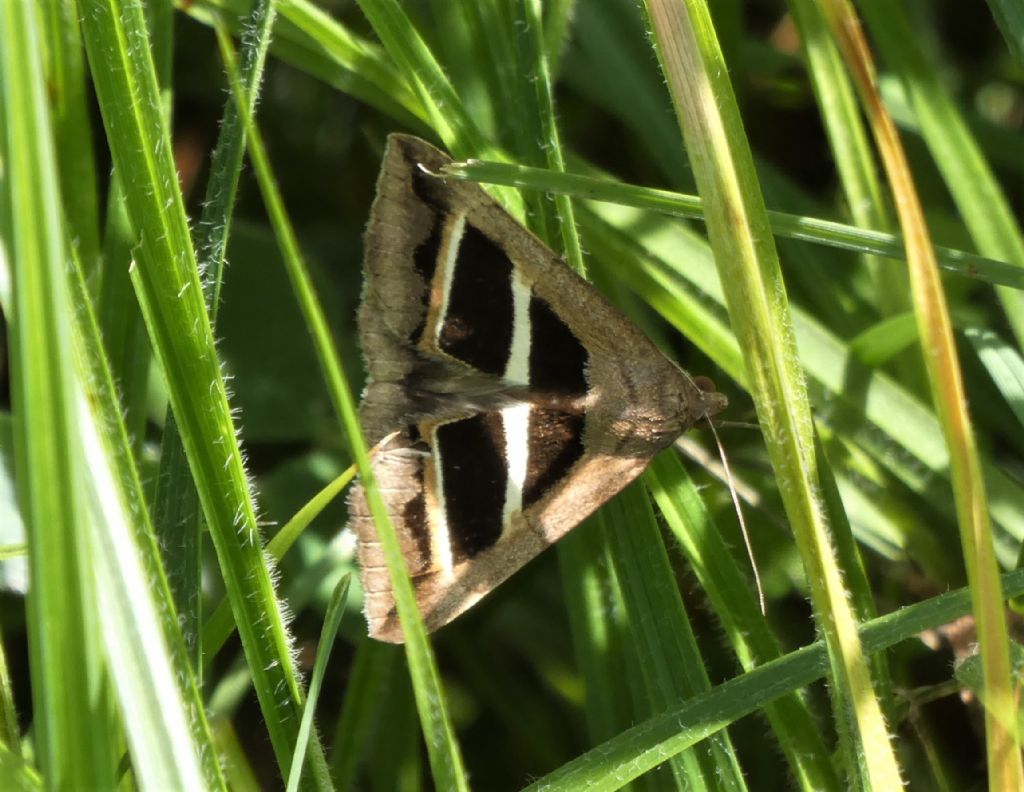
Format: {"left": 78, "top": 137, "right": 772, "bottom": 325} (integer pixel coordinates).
{"left": 78, "top": 4, "right": 329, "bottom": 786}
{"left": 443, "top": 159, "right": 1020, "bottom": 290}
{"left": 0, "top": 629, "right": 19, "bottom": 754}
{"left": 784, "top": 0, "right": 915, "bottom": 381}
{"left": 67, "top": 254, "right": 224, "bottom": 789}
{"left": 329, "top": 639, "right": 401, "bottom": 788}
{"left": 39, "top": 0, "right": 101, "bottom": 273}
{"left": 641, "top": 2, "right": 900, "bottom": 786}
{"left": 0, "top": 744, "right": 42, "bottom": 792}
{"left": 580, "top": 200, "right": 1024, "bottom": 562}
{"left": 288, "top": 576, "right": 351, "bottom": 792}
{"left": 185, "top": 0, "right": 429, "bottom": 130}
{"left": 96, "top": 174, "right": 150, "bottom": 450}
{"left": 354, "top": 0, "right": 522, "bottom": 212}
{"left": 202, "top": 465, "right": 356, "bottom": 663}
{"left": 156, "top": 0, "right": 278, "bottom": 673}
{"left": 1, "top": 3, "right": 111, "bottom": 785}
{"left": 645, "top": 453, "right": 841, "bottom": 791}
{"left": 602, "top": 484, "right": 747, "bottom": 791}
{"left": 196, "top": 0, "right": 276, "bottom": 318}
{"left": 987, "top": 0, "right": 1024, "bottom": 67}
{"left": 353, "top": 0, "right": 485, "bottom": 156}
{"left": 822, "top": 3, "right": 1023, "bottom": 785}
{"left": 526, "top": 567, "right": 1024, "bottom": 792}
{"left": 966, "top": 328, "right": 1024, "bottom": 431}
{"left": 557, "top": 530, "right": 638, "bottom": 745}
{"left": 857, "top": 0, "right": 1024, "bottom": 350}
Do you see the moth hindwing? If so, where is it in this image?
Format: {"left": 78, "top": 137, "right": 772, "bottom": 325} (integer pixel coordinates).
{"left": 349, "top": 134, "right": 727, "bottom": 643}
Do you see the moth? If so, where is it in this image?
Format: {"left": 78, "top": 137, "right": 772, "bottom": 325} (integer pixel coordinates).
{"left": 349, "top": 134, "right": 727, "bottom": 643}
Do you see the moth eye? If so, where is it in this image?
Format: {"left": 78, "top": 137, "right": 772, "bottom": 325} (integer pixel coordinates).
{"left": 693, "top": 375, "right": 717, "bottom": 394}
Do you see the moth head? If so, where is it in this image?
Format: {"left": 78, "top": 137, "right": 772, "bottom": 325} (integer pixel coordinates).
{"left": 661, "top": 372, "right": 728, "bottom": 441}
{"left": 690, "top": 375, "right": 728, "bottom": 420}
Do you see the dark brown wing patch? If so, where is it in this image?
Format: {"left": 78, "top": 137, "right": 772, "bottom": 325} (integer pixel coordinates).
{"left": 524, "top": 409, "right": 585, "bottom": 507}
{"left": 434, "top": 412, "right": 508, "bottom": 559}
{"left": 438, "top": 225, "right": 514, "bottom": 375}
{"left": 529, "top": 296, "right": 588, "bottom": 395}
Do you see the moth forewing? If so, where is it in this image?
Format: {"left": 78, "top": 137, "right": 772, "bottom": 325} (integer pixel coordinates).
{"left": 350, "top": 134, "right": 727, "bottom": 643}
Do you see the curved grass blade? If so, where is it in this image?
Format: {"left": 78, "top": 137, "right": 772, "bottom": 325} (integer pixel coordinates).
{"left": 184, "top": 0, "right": 428, "bottom": 130}
{"left": 202, "top": 465, "right": 357, "bottom": 663}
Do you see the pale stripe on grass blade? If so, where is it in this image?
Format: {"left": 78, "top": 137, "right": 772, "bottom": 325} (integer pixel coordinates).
{"left": 68, "top": 256, "right": 222, "bottom": 789}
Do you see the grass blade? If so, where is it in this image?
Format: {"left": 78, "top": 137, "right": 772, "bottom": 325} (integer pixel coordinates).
{"left": 288, "top": 576, "right": 351, "bottom": 792}
{"left": 155, "top": 0, "right": 278, "bottom": 674}
{"left": 966, "top": 328, "right": 1024, "bottom": 430}
{"left": 821, "top": 2, "right": 1024, "bottom": 787}
{"left": 1, "top": 3, "right": 111, "bottom": 785}
{"left": 443, "top": 159, "right": 1020, "bottom": 290}
{"left": 79, "top": 3, "right": 329, "bottom": 786}
{"left": 526, "top": 567, "right": 1024, "bottom": 791}
{"left": 641, "top": 1, "right": 900, "bottom": 786}
{"left": 857, "top": 0, "right": 1024, "bottom": 350}
{"left": 68, "top": 255, "right": 223, "bottom": 789}
{"left": 646, "top": 453, "right": 840, "bottom": 791}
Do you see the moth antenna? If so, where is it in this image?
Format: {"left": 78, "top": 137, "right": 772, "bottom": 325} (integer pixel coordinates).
{"left": 705, "top": 416, "right": 766, "bottom": 616}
